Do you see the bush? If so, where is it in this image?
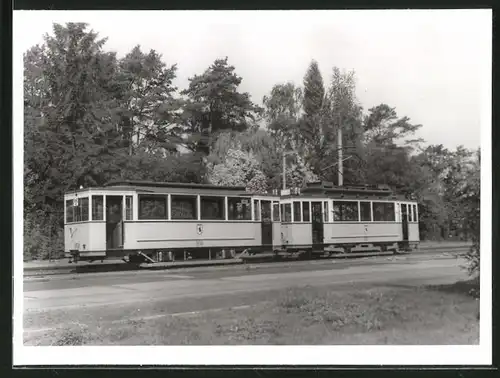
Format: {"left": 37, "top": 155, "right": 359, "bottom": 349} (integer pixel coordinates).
{"left": 24, "top": 210, "right": 64, "bottom": 261}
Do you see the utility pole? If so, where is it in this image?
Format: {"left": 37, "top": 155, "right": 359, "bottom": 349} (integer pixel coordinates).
{"left": 337, "top": 126, "right": 343, "bottom": 187}
{"left": 282, "top": 150, "right": 295, "bottom": 191}
{"left": 282, "top": 153, "right": 286, "bottom": 190}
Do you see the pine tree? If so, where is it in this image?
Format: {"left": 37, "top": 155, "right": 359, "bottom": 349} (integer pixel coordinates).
{"left": 181, "top": 57, "right": 262, "bottom": 155}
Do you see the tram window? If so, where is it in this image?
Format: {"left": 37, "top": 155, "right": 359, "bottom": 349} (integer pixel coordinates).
{"left": 280, "top": 204, "right": 284, "bottom": 221}
{"left": 125, "top": 196, "right": 133, "bottom": 220}
{"left": 80, "top": 198, "right": 89, "bottom": 221}
{"left": 273, "top": 202, "right": 280, "bottom": 221}
{"left": 409, "top": 204, "right": 413, "bottom": 222}
{"left": 373, "top": 202, "right": 395, "bottom": 222}
{"left": 333, "top": 201, "right": 359, "bottom": 222}
{"left": 284, "top": 203, "right": 292, "bottom": 222}
{"left": 201, "top": 196, "right": 225, "bottom": 220}
{"left": 293, "top": 202, "right": 301, "bottom": 222}
{"left": 92, "top": 196, "right": 104, "bottom": 221}
{"left": 302, "top": 201, "right": 310, "bottom": 222}
{"left": 228, "top": 197, "right": 252, "bottom": 220}
{"left": 261, "top": 201, "right": 272, "bottom": 221}
{"left": 385, "top": 202, "right": 395, "bottom": 221}
{"left": 65, "top": 200, "right": 74, "bottom": 223}
{"left": 139, "top": 195, "right": 167, "bottom": 220}
{"left": 66, "top": 197, "right": 89, "bottom": 223}
{"left": 360, "top": 201, "right": 371, "bottom": 222}
{"left": 401, "top": 203, "right": 407, "bottom": 221}
{"left": 171, "top": 195, "right": 197, "bottom": 220}
{"left": 413, "top": 204, "right": 418, "bottom": 222}
{"left": 324, "top": 201, "right": 329, "bottom": 222}
{"left": 254, "top": 200, "right": 261, "bottom": 221}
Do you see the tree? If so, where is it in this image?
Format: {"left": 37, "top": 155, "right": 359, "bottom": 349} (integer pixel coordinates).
{"left": 117, "top": 45, "right": 183, "bottom": 156}
{"left": 181, "top": 57, "right": 262, "bottom": 155}
{"left": 119, "top": 150, "right": 207, "bottom": 184}
{"left": 361, "top": 104, "right": 423, "bottom": 188}
{"left": 363, "top": 103, "right": 423, "bottom": 147}
{"left": 442, "top": 146, "right": 480, "bottom": 240}
{"left": 300, "top": 60, "right": 326, "bottom": 163}
{"left": 24, "top": 23, "right": 122, "bottom": 207}
{"left": 263, "top": 82, "right": 303, "bottom": 152}
{"left": 23, "top": 23, "right": 124, "bottom": 259}
{"left": 410, "top": 147, "right": 450, "bottom": 240}
{"left": 263, "top": 82, "right": 313, "bottom": 188}
{"left": 460, "top": 150, "right": 480, "bottom": 275}
{"left": 23, "top": 23, "right": 207, "bottom": 260}
{"left": 286, "top": 154, "right": 319, "bottom": 189}
{"left": 321, "top": 67, "right": 365, "bottom": 185}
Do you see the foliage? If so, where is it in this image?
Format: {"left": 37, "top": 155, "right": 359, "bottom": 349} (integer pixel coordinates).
{"left": 300, "top": 60, "right": 326, "bottom": 164}
{"left": 207, "top": 148, "right": 268, "bottom": 193}
{"left": 320, "top": 67, "right": 365, "bottom": 185}
{"left": 116, "top": 45, "right": 183, "bottom": 155}
{"left": 363, "top": 103, "right": 423, "bottom": 146}
{"left": 449, "top": 149, "right": 480, "bottom": 275}
{"left": 23, "top": 23, "right": 206, "bottom": 260}
{"left": 285, "top": 154, "right": 319, "bottom": 189}
{"left": 263, "top": 82, "right": 303, "bottom": 151}
{"left": 24, "top": 211, "right": 64, "bottom": 261}
{"left": 181, "top": 57, "right": 262, "bottom": 155}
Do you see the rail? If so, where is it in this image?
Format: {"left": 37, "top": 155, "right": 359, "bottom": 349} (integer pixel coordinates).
{"left": 23, "top": 243, "right": 471, "bottom": 278}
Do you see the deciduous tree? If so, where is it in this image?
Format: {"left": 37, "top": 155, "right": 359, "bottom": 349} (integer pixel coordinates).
{"left": 321, "top": 67, "right": 365, "bottom": 184}
{"left": 117, "top": 45, "right": 183, "bottom": 155}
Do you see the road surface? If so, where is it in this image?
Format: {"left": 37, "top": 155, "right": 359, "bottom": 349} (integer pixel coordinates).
{"left": 23, "top": 253, "right": 469, "bottom": 335}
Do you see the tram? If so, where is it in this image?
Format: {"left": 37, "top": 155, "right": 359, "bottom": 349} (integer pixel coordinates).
{"left": 63, "top": 180, "right": 420, "bottom": 263}
{"left": 279, "top": 181, "right": 420, "bottom": 255}
{"left": 63, "top": 181, "right": 281, "bottom": 262}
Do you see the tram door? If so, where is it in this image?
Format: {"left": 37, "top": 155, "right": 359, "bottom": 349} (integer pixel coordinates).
{"left": 106, "top": 195, "right": 124, "bottom": 250}
{"left": 261, "top": 200, "right": 273, "bottom": 249}
{"left": 311, "top": 201, "right": 324, "bottom": 248}
{"left": 401, "top": 203, "right": 409, "bottom": 242}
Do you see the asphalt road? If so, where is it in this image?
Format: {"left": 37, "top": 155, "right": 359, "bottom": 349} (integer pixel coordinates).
{"left": 22, "top": 253, "right": 469, "bottom": 336}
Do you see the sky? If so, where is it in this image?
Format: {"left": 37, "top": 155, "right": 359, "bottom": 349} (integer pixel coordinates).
{"left": 14, "top": 10, "right": 491, "bottom": 149}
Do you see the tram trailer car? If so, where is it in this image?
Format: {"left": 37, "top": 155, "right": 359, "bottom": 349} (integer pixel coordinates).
{"left": 279, "top": 182, "right": 420, "bottom": 255}
{"left": 64, "top": 181, "right": 282, "bottom": 263}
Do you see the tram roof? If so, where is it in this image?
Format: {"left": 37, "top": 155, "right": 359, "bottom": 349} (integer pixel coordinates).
{"left": 280, "top": 181, "right": 414, "bottom": 201}
{"left": 65, "top": 180, "right": 267, "bottom": 197}
{"left": 301, "top": 181, "right": 394, "bottom": 196}
{"left": 105, "top": 180, "right": 247, "bottom": 191}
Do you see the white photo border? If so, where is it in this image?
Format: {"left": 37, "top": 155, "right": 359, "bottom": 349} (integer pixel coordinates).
{"left": 12, "top": 9, "right": 493, "bottom": 366}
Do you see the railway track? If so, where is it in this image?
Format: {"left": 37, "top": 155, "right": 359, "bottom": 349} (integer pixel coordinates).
{"left": 23, "top": 244, "right": 471, "bottom": 278}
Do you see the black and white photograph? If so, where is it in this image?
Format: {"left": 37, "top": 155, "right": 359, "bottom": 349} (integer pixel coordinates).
{"left": 13, "top": 9, "right": 492, "bottom": 366}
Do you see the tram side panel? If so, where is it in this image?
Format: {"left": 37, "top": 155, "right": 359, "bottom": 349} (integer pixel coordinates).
{"left": 323, "top": 223, "right": 402, "bottom": 248}
{"left": 89, "top": 222, "right": 106, "bottom": 252}
{"left": 123, "top": 221, "right": 261, "bottom": 251}
{"left": 408, "top": 222, "right": 420, "bottom": 244}
{"left": 280, "top": 223, "right": 291, "bottom": 247}
{"left": 280, "top": 223, "right": 313, "bottom": 250}
{"left": 64, "top": 223, "right": 91, "bottom": 256}
{"left": 272, "top": 222, "right": 282, "bottom": 249}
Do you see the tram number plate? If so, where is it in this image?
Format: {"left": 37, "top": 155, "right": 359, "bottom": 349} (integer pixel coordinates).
{"left": 73, "top": 198, "right": 79, "bottom": 206}
{"left": 196, "top": 240, "right": 204, "bottom": 247}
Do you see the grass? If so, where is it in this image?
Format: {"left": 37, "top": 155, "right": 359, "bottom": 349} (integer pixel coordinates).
{"left": 24, "top": 279, "right": 479, "bottom": 346}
